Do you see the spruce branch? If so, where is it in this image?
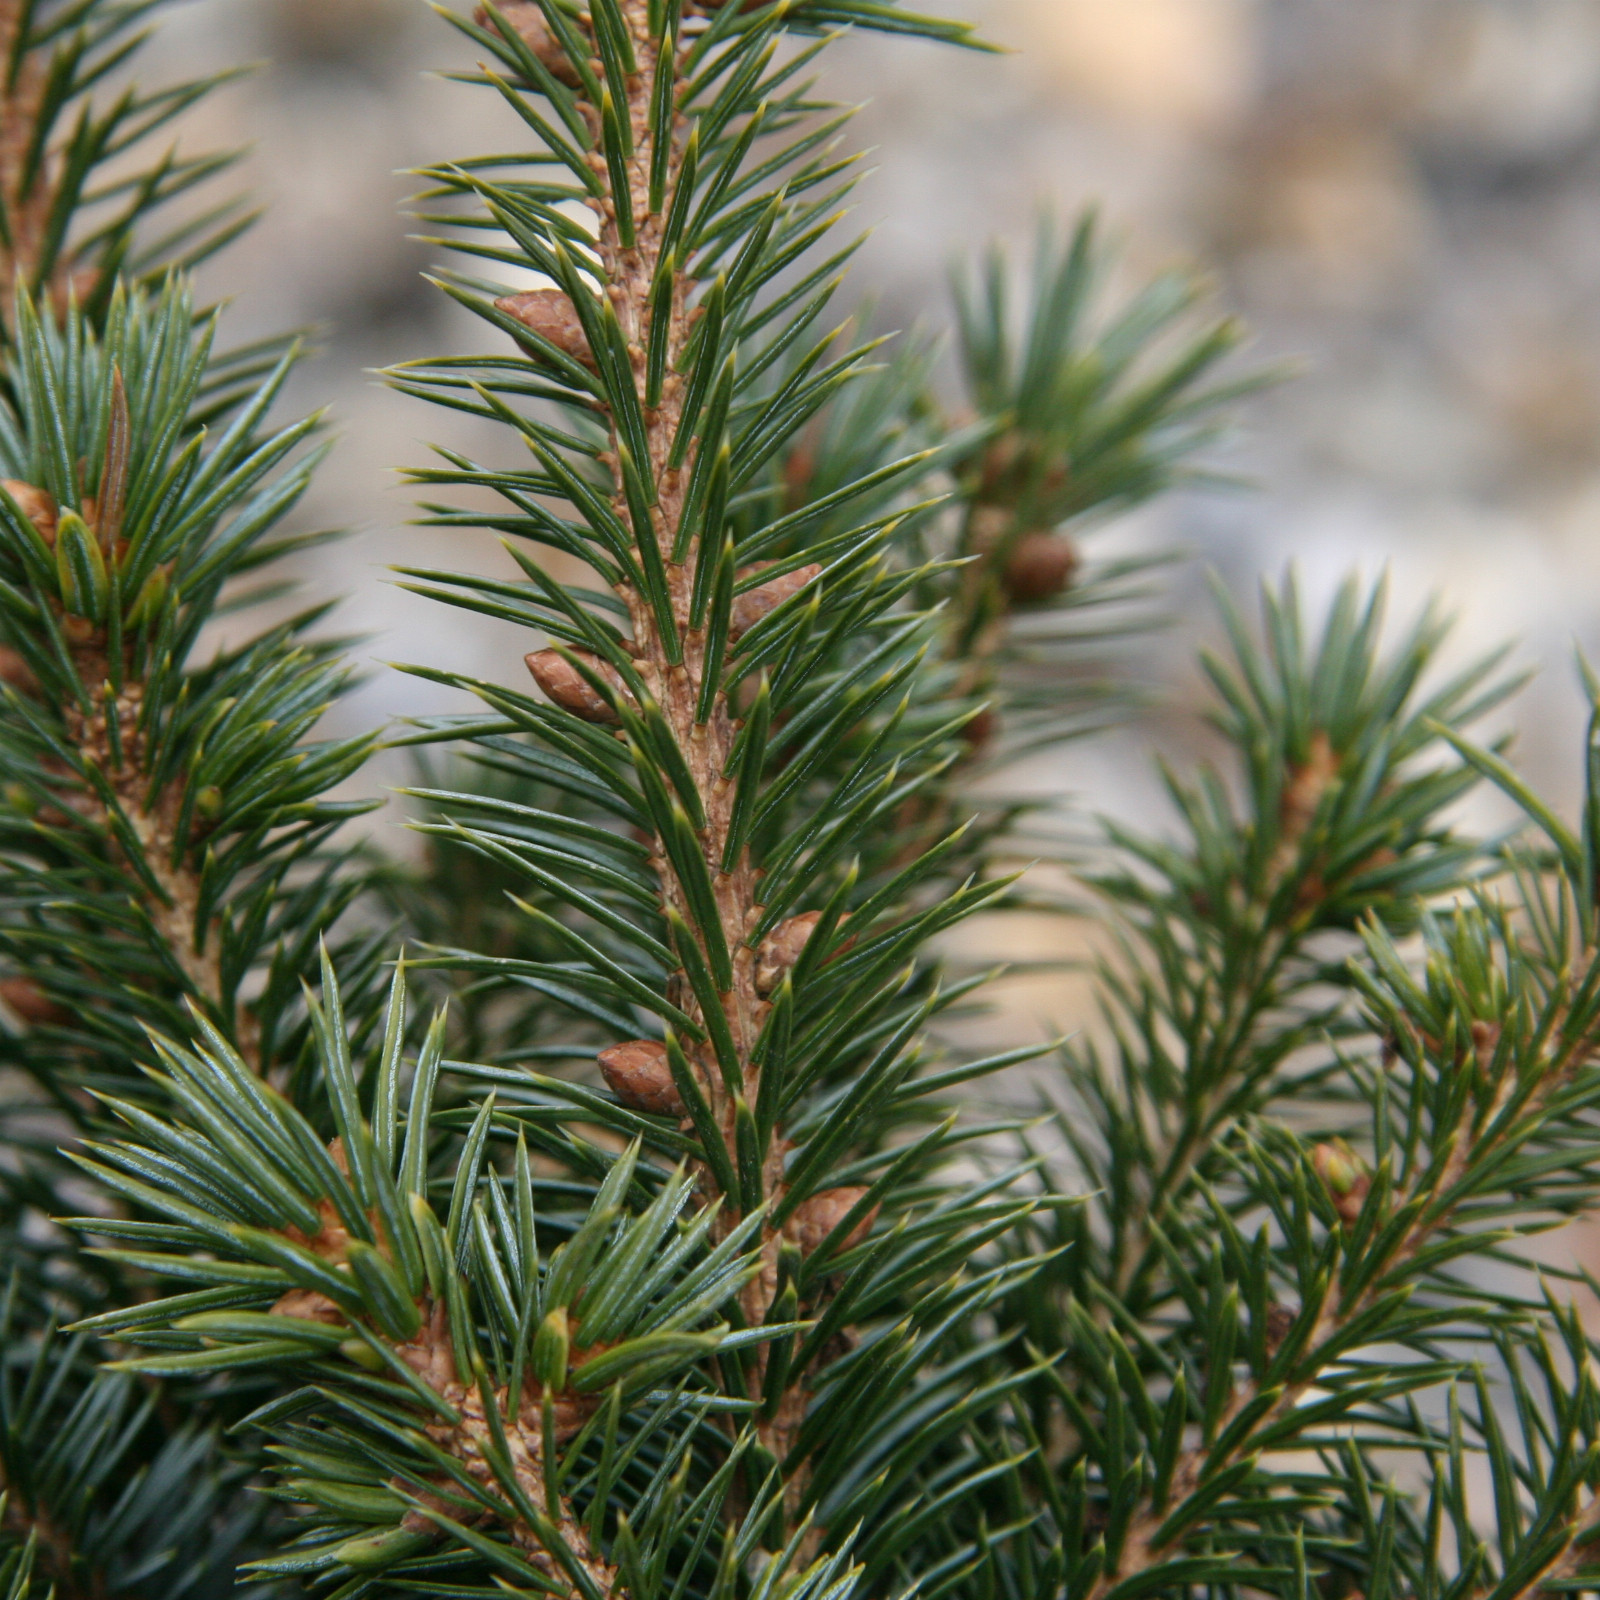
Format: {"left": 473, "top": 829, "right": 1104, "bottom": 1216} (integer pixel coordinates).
{"left": 0, "top": 283, "right": 374, "bottom": 1089}
{"left": 380, "top": 5, "right": 1275, "bottom": 1581}
{"left": 942, "top": 214, "right": 1260, "bottom": 762}
{"left": 0, "top": 282, "right": 371, "bottom": 1597}
{"left": 60, "top": 958, "right": 830, "bottom": 1598}
{"left": 957, "top": 589, "right": 1600, "bottom": 1600}
{"left": 1063, "top": 575, "right": 1516, "bottom": 1319}
{"left": 0, "top": 9, "right": 375, "bottom": 1599}
{"left": 0, "top": 0, "right": 253, "bottom": 334}
{"left": 1001, "top": 576, "right": 1558, "bottom": 1598}
{"left": 395, "top": 3, "right": 1035, "bottom": 1550}
{"left": 0, "top": 1307, "right": 270, "bottom": 1600}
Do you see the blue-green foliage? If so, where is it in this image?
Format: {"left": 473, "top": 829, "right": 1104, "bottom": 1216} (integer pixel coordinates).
{"left": 0, "top": 0, "right": 256, "bottom": 329}
{"left": 0, "top": 281, "right": 377, "bottom": 1100}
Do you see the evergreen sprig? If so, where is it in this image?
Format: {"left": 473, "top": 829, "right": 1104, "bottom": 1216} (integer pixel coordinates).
{"left": 319, "top": 0, "right": 1274, "bottom": 1589}
{"left": 62, "top": 958, "right": 840, "bottom": 1596}
{"left": 0, "top": 0, "right": 255, "bottom": 338}
{"left": 972, "top": 577, "right": 1600, "bottom": 1600}
{"left": 0, "top": 6, "right": 372, "bottom": 1595}
{"left": 0, "top": 280, "right": 375, "bottom": 1112}
{"left": 379, "top": 1, "right": 1109, "bottom": 1576}
{"left": 0, "top": 1309, "right": 270, "bottom": 1600}
{"left": 943, "top": 213, "right": 1260, "bottom": 761}
{"left": 24, "top": 1, "right": 1600, "bottom": 1598}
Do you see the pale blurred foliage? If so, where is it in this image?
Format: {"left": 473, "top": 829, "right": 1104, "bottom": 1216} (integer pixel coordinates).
{"left": 133, "top": 0, "right": 1600, "bottom": 1041}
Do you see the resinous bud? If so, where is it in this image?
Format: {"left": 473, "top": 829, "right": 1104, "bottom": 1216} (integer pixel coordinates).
{"left": 1001, "top": 532, "right": 1078, "bottom": 604}
{"left": 494, "top": 288, "right": 595, "bottom": 367}
{"left": 1311, "top": 1140, "right": 1370, "bottom": 1226}
{"left": 1, "top": 479, "right": 57, "bottom": 544}
{"left": 525, "top": 648, "right": 620, "bottom": 724}
{"left": 0, "top": 976, "right": 65, "bottom": 1025}
{"left": 0, "top": 646, "right": 36, "bottom": 695}
{"left": 474, "top": 3, "right": 585, "bottom": 87}
{"left": 755, "top": 911, "right": 822, "bottom": 996}
{"left": 785, "top": 1186, "right": 878, "bottom": 1257}
{"left": 598, "top": 1038, "right": 684, "bottom": 1116}
{"left": 730, "top": 563, "right": 822, "bottom": 640}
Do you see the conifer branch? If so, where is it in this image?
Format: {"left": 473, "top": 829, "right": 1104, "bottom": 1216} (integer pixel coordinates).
{"left": 480, "top": 0, "right": 877, "bottom": 1515}
{"left": 1087, "top": 1001, "right": 1600, "bottom": 1600}
{"left": 1005, "top": 578, "right": 1560, "bottom": 1598}
{"left": 0, "top": 0, "right": 253, "bottom": 335}
{"left": 554, "top": 0, "right": 778, "bottom": 1234}
{"left": 59, "top": 961, "right": 819, "bottom": 1597}
{"left": 0, "top": 11, "right": 378, "bottom": 1584}
{"left": 402, "top": 2, "right": 1010, "bottom": 1546}
{"left": 0, "top": 287, "right": 373, "bottom": 1091}
{"left": 942, "top": 217, "right": 1255, "bottom": 753}
{"left": 11, "top": 0, "right": 1600, "bottom": 1575}
{"left": 1062, "top": 578, "right": 1512, "bottom": 1320}
{"left": 39, "top": 386, "right": 234, "bottom": 1026}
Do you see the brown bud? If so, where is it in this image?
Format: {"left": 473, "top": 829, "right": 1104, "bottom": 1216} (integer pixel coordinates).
{"left": 598, "top": 1039, "right": 685, "bottom": 1117}
{"left": 755, "top": 911, "right": 822, "bottom": 996}
{"left": 976, "top": 434, "right": 1023, "bottom": 501}
{"left": 786, "top": 1186, "right": 878, "bottom": 1257}
{"left": 1001, "top": 533, "right": 1078, "bottom": 604}
{"left": 494, "top": 289, "right": 595, "bottom": 368}
{"left": 474, "top": 2, "right": 584, "bottom": 86}
{"left": 730, "top": 563, "right": 822, "bottom": 639}
{"left": 0, "top": 977, "right": 66, "bottom": 1025}
{"left": 1470, "top": 1018, "right": 1501, "bottom": 1068}
{"left": 271, "top": 1288, "right": 345, "bottom": 1325}
{"left": 1, "top": 480, "right": 57, "bottom": 544}
{"left": 1263, "top": 1302, "right": 1295, "bottom": 1355}
{"left": 0, "top": 646, "right": 35, "bottom": 695}
{"left": 961, "top": 704, "right": 997, "bottom": 752}
{"left": 1311, "top": 1140, "right": 1370, "bottom": 1226}
{"left": 526, "top": 648, "right": 620, "bottom": 723}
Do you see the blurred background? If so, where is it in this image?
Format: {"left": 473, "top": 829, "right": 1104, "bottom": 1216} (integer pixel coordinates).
{"left": 142, "top": 0, "right": 1600, "bottom": 895}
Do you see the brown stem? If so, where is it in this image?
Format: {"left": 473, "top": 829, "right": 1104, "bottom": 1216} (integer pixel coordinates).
{"left": 0, "top": 1, "right": 92, "bottom": 318}
{"left": 573, "top": 4, "right": 769, "bottom": 1219}
{"left": 565, "top": 0, "right": 834, "bottom": 1531}
{"left": 6, "top": 371, "right": 255, "bottom": 1065}
{"left": 394, "top": 1303, "right": 618, "bottom": 1596}
{"left": 51, "top": 630, "right": 259, "bottom": 1067}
